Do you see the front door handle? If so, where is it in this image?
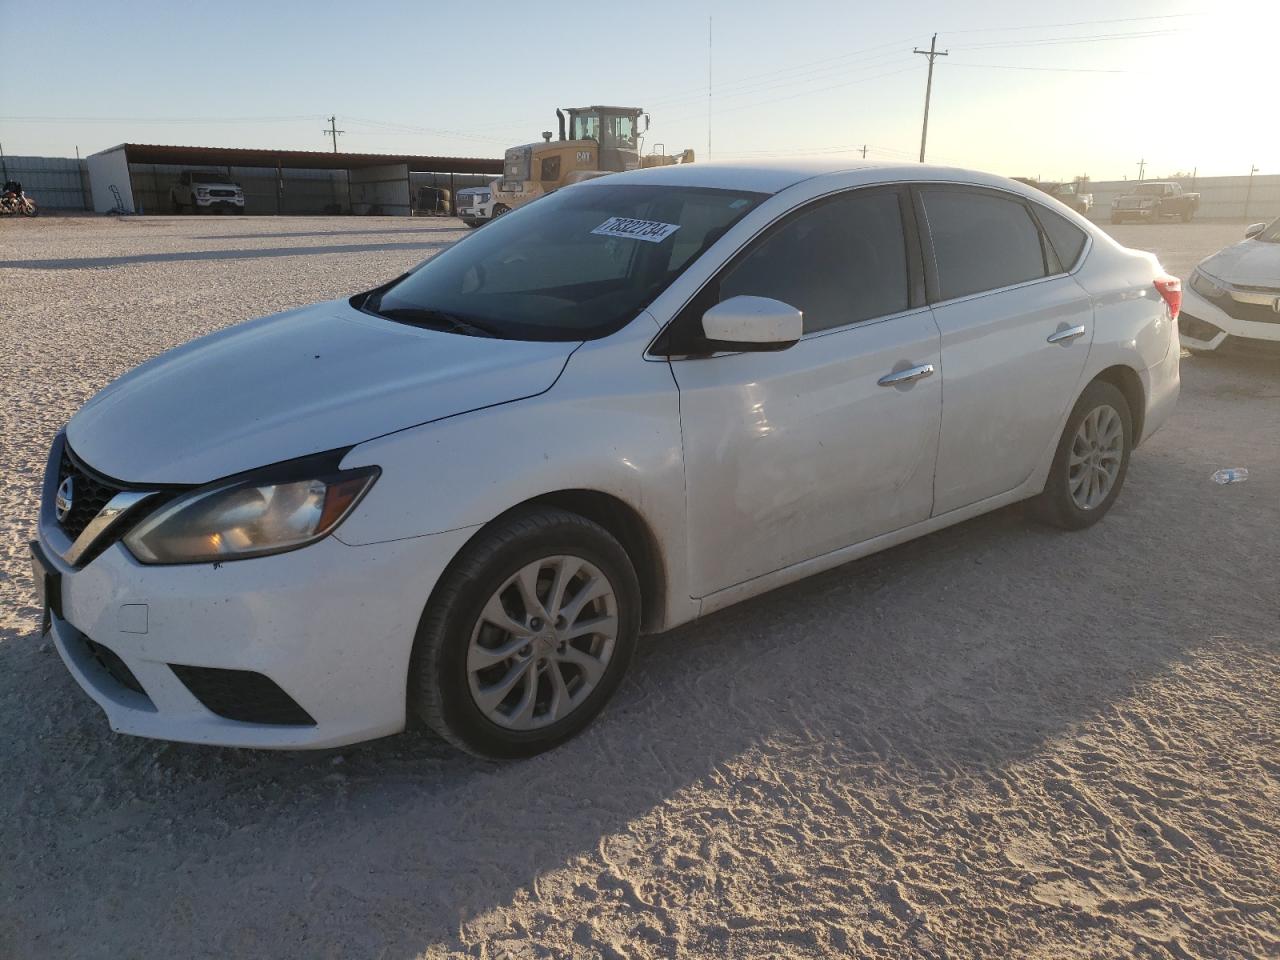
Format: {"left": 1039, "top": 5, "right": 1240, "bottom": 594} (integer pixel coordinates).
{"left": 878, "top": 362, "right": 935, "bottom": 387}
{"left": 1047, "top": 324, "right": 1087, "bottom": 344}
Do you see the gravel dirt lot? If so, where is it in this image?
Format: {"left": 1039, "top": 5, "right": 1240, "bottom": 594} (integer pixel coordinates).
{"left": 1, "top": 215, "right": 1277, "bottom": 959}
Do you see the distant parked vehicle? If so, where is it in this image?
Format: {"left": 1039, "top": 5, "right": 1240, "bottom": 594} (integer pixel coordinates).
{"left": 170, "top": 171, "right": 245, "bottom": 214}
{"left": 1111, "top": 181, "right": 1199, "bottom": 223}
{"left": 456, "top": 182, "right": 498, "bottom": 228}
{"left": 1012, "top": 178, "right": 1092, "bottom": 215}
{"left": 1, "top": 179, "right": 38, "bottom": 216}
{"left": 1180, "top": 218, "right": 1280, "bottom": 355}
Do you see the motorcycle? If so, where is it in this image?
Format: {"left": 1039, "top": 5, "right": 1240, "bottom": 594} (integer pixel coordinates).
{"left": 1, "top": 188, "right": 38, "bottom": 217}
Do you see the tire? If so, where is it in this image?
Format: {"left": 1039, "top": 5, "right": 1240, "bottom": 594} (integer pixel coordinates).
{"left": 1032, "top": 380, "right": 1133, "bottom": 531}
{"left": 410, "top": 506, "right": 641, "bottom": 758}
{"left": 171, "top": 195, "right": 182, "bottom": 214}
{"left": 492, "top": 204, "right": 511, "bottom": 219}
{"left": 1181, "top": 209, "right": 1194, "bottom": 223}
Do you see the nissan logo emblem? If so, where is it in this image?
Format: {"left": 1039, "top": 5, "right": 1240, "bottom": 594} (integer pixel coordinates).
{"left": 55, "top": 476, "right": 74, "bottom": 523}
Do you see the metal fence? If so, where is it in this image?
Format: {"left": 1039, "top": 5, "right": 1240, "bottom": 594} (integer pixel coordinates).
{"left": 1081, "top": 174, "right": 1280, "bottom": 222}
{"left": 0, "top": 155, "right": 90, "bottom": 209}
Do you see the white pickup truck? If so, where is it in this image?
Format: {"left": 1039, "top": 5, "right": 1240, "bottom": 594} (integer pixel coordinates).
{"left": 455, "top": 182, "right": 498, "bottom": 228}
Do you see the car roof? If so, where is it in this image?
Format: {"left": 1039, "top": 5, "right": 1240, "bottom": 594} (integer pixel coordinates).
{"left": 579, "top": 160, "right": 1044, "bottom": 197}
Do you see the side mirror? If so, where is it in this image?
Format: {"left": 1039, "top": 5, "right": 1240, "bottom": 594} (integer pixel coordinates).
{"left": 701, "top": 296, "right": 803, "bottom": 351}
{"left": 1246, "top": 222, "right": 1267, "bottom": 239}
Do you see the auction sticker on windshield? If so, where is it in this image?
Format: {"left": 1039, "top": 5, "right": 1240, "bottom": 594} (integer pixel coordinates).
{"left": 591, "top": 217, "right": 682, "bottom": 243}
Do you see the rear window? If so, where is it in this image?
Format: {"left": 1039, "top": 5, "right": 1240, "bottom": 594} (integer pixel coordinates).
{"left": 1034, "top": 205, "right": 1088, "bottom": 268}
{"left": 920, "top": 189, "right": 1047, "bottom": 300}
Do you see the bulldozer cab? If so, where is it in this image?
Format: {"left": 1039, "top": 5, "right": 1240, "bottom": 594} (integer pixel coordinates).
{"left": 566, "top": 106, "right": 645, "bottom": 173}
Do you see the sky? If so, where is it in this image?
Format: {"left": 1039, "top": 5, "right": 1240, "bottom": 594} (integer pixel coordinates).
{"left": 1, "top": 0, "right": 1276, "bottom": 182}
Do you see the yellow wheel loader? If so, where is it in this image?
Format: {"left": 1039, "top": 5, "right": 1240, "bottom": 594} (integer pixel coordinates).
{"left": 489, "top": 105, "right": 694, "bottom": 217}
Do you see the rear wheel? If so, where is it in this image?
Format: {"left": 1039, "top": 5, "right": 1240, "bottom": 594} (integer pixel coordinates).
{"left": 410, "top": 506, "right": 640, "bottom": 758}
{"left": 1032, "top": 380, "right": 1133, "bottom": 530}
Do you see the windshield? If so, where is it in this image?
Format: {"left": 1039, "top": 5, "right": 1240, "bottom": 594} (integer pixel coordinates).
{"left": 192, "top": 172, "right": 233, "bottom": 184}
{"left": 1135, "top": 184, "right": 1167, "bottom": 195}
{"left": 364, "top": 183, "right": 766, "bottom": 341}
{"left": 1258, "top": 218, "right": 1280, "bottom": 242}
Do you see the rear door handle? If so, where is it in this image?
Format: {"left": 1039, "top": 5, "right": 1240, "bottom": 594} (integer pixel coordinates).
{"left": 878, "top": 362, "right": 935, "bottom": 387}
{"left": 1047, "top": 324, "right": 1087, "bottom": 344}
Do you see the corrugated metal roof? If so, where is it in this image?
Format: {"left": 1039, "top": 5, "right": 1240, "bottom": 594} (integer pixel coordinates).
{"left": 91, "top": 143, "right": 502, "bottom": 174}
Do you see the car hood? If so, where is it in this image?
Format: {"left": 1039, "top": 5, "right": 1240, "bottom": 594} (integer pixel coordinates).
{"left": 1199, "top": 240, "right": 1280, "bottom": 288}
{"left": 66, "top": 299, "right": 577, "bottom": 484}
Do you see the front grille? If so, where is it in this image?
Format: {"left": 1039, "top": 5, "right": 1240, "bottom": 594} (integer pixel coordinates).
{"left": 56, "top": 445, "right": 125, "bottom": 541}
{"left": 1221, "top": 294, "right": 1280, "bottom": 326}
{"left": 209, "top": 189, "right": 236, "bottom": 198}
{"left": 170, "top": 665, "right": 316, "bottom": 726}
{"left": 83, "top": 637, "right": 149, "bottom": 699}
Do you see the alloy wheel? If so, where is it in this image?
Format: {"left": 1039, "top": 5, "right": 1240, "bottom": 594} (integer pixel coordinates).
{"left": 466, "top": 555, "right": 618, "bottom": 730}
{"left": 1068, "top": 404, "right": 1124, "bottom": 510}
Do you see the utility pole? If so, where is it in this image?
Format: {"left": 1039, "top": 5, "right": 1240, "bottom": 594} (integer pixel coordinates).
{"left": 1244, "top": 164, "right": 1260, "bottom": 219}
{"left": 1136, "top": 157, "right": 1145, "bottom": 181}
{"left": 860, "top": 144, "right": 868, "bottom": 158}
{"left": 914, "top": 34, "right": 948, "bottom": 163}
{"left": 707, "top": 17, "right": 712, "bottom": 161}
{"left": 322, "top": 116, "right": 345, "bottom": 153}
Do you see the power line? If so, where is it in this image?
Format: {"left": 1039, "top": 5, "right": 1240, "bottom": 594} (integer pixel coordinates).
{"left": 951, "top": 29, "right": 1183, "bottom": 50}
{"left": 943, "top": 12, "right": 1198, "bottom": 34}
{"left": 914, "top": 34, "right": 949, "bottom": 163}
{"left": 945, "top": 62, "right": 1135, "bottom": 74}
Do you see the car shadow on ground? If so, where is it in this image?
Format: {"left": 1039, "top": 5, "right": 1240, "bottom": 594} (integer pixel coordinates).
{"left": 3, "top": 445, "right": 1259, "bottom": 957}
{"left": 0, "top": 241, "right": 452, "bottom": 270}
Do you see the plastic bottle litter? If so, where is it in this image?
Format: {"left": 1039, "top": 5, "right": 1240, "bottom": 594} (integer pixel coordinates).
{"left": 1211, "top": 468, "right": 1248, "bottom": 485}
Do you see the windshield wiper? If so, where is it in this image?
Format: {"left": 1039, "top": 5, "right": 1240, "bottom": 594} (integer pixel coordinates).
{"left": 371, "top": 306, "right": 499, "bottom": 338}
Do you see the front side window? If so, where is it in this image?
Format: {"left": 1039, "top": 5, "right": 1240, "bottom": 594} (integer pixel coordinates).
{"left": 365, "top": 184, "right": 765, "bottom": 342}
{"left": 719, "top": 190, "right": 910, "bottom": 334}
{"left": 920, "top": 189, "right": 1047, "bottom": 300}
{"left": 609, "top": 115, "right": 636, "bottom": 147}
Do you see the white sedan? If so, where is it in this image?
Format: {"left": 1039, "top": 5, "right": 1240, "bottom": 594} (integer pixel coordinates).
{"left": 1181, "top": 218, "right": 1280, "bottom": 355}
{"left": 32, "top": 162, "right": 1181, "bottom": 757}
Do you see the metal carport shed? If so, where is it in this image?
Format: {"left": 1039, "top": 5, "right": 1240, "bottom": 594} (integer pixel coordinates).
{"left": 85, "top": 144, "right": 503, "bottom": 216}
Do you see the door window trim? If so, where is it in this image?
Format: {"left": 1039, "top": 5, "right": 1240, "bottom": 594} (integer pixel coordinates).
{"left": 650, "top": 183, "right": 926, "bottom": 358}
{"left": 911, "top": 183, "right": 1089, "bottom": 308}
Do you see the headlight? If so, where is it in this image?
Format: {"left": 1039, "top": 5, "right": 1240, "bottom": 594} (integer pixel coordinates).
{"left": 124, "top": 463, "right": 378, "bottom": 564}
{"left": 1190, "top": 269, "right": 1227, "bottom": 300}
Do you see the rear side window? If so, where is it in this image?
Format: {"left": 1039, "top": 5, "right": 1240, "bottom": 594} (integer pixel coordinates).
{"left": 1034, "top": 204, "right": 1088, "bottom": 268}
{"left": 720, "top": 190, "right": 910, "bottom": 334}
{"left": 920, "top": 189, "right": 1047, "bottom": 300}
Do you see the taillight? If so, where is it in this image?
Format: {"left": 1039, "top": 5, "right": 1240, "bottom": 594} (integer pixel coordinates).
{"left": 1154, "top": 276, "right": 1182, "bottom": 320}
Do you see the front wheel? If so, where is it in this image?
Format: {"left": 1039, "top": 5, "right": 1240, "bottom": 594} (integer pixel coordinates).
{"left": 410, "top": 506, "right": 641, "bottom": 758}
{"left": 1181, "top": 209, "right": 1195, "bottom": 223}
{"left": 1032, "top": 380, "right": 1133, "bottom": 530}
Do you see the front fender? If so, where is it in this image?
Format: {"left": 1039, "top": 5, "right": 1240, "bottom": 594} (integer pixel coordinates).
{"left": 335, "top": 314, "right": 693, "bottom": 626}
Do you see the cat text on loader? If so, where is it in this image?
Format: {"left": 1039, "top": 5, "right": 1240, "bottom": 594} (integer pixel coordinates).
{"left": 488, "top": 105, "right": 694, "bottom": 218}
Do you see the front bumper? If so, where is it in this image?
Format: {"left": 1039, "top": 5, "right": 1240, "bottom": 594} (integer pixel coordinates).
{"left": 37, "top": 523, "right": 476, "bottom": 749}
{"left": 1180, "top": 285, "right": 1280, "bottom": 353}
{"left": 1113, "top": 206, "right": 1157, "bottom": 220}
{"left": 194, "top": 195, "right": 245, "bottom": 208}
